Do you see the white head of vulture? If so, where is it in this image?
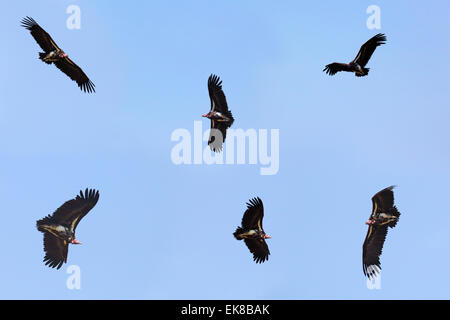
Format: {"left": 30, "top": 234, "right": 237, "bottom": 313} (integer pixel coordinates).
{"left": 36, "top": 188, "right": 100, "bottom": 269}
{"left": 363, "top": 185, "right": 400, "bottom": 279}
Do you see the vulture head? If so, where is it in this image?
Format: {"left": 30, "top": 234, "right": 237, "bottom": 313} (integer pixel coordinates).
{"left": 70, "top": 237, "right": 82, "bottom": 245}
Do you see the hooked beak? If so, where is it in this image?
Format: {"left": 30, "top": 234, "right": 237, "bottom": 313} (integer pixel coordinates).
{"left": 202, "top": 114, "right": 208, "bottom": 118}
{"left": 71, "top": 239, "right": 82, "bottom": 245}
{"left": 264, "top": 234, "right": 271, "bottom": 239}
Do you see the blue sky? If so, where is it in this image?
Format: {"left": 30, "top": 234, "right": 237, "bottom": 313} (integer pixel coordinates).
{"left": 1, "top": 0, "right": 450, "bottom": 299}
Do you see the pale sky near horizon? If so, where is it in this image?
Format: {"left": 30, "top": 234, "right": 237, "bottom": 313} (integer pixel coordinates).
{"left": 1, "top": 1, "right": 450, "bottom": 299}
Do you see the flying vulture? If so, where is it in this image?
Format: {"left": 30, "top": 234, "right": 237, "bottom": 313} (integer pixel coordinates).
{"left": 36, "top": 188, "right": 100, "bottom": 269}
{"left": 21, "top": 16, "right": 95, "bottom": 93}
{"left": 233, "top": 197, "right": 270, "bottom": 263}
{"left": 323, "top": 33, "right": 386, "bottom": 77}
{"left": 362, "top": 185, "right": 400, "bottom": 279}
{"left": 202, "top": 74, "right": 234, "bottom": 152}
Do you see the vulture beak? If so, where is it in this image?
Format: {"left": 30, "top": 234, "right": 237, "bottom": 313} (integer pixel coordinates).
{"left": 202, "top": 114, "right": 208, "bottom": 118}
{"left": 264, "top": 234, "right": 271, "bottom": 239}
{"left": 71, "top": 239, "right": 82, "bottom": 245}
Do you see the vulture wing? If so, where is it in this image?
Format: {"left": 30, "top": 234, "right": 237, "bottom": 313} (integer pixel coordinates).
{"left": 244, "top": 238, "right": 270, "bottom": 263}
{"left": 241, "top": 197, "right": 264, "bottom": 231}
{"left": 352, "top": 33, "right": 386, "bottom": 67}
{"left": 370, "top": 185, "right": 397, "bottom": 220}
{"left": 363, "top": 185, "right": 399, "bottom": 278}
{"left": 362, "top": 224, "right": 388, "bottom": 279}
{"left": 206, "top": 74, "right": 234, "bottom": 152}
{"left": 208, "top": 120, "right": 231, "bottom": 152}
{"left": 48, "top": 188, "right": 99, "bottom": 232}
{"left": 21, "top": 16, "right": 60, "bottom": 53}
{"left": 207, "top": 74, "right": 233, "bottom": 119}
{"left": 54, "top": 57, "right": 95, "bottom": 93}
{"left": 323, "top": 63, "right": 352, "bottom": 75}
{"left": 42, "top": 232, "right": 68, "bottom": 269}
{"left": 208, "top": 74, "right": 228, "bottom": 113}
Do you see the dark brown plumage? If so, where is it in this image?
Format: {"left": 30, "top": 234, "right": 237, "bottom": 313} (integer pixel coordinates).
{"left": 202, "top": 74, "right": 234, "bottom": 152}
{"left": 233, "top": 197, "right": 270, "bottom": 263}
{"left": 36, "top": 189, "right": 100, "bottom": 269}
{"left": 21, "top": 16, "right": 95, "bottom": 93}
{"left": 362, "top": 186, "right": 400, "bottom": 279}
{"left": 324, "top": 33, "right": 386, "bottom": 77}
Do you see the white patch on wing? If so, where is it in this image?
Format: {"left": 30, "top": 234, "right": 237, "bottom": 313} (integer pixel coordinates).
{"left": 242, "top": 230, "right": 257, "bottom": 237}
{"left": 54, "top": 225, "right": 67, "bottom": 232}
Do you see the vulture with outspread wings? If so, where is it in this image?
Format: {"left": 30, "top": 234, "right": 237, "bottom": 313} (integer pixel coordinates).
{"left": 233, "top": 197, "right": 271, "bottom": 263}
{"left": 36, "top": 189, "right": 100, "bottom": 269}
{"left": 323, "top": 33, "right": 386, "bottom": 77}
{"left": 362, "top": 185, "right": 400, "bottom": 279}
{"left": 21, "top": 16, "right": 95, "bottom": 93}
{"left": 202, "top": 74, "right": 234, "bottom": 152}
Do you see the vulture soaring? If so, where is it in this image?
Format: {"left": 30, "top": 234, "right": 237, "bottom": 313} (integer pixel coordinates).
{"left": 202, "top": 74, "right": 234, "bottom": 152}
{"left": 21, "top": 16, "right": 95, "bottom": 93}
{"left": 362, "top": 186, "right": 400, "bottom": 279}
{"left": 36, "top": 189, "right": 100, "bottom": 269}
{"left": 323, "top": 33, "right": 386, "bottom": 77}
{"left": 233, "top": 197, "right": 270, "bottom": 263}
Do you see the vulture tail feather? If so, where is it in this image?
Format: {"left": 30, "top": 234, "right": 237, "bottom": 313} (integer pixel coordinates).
{"left": 36, "top": 215, "right": 54, "bottom": 231}
{"left": 388, "top": 206, "right": 401, "bottom": 228}
{"left": 233, "top": 227, "right": 244, "bottom": 240}
{"left": 356, "top": 68, "right": 370, "bottom": 77}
